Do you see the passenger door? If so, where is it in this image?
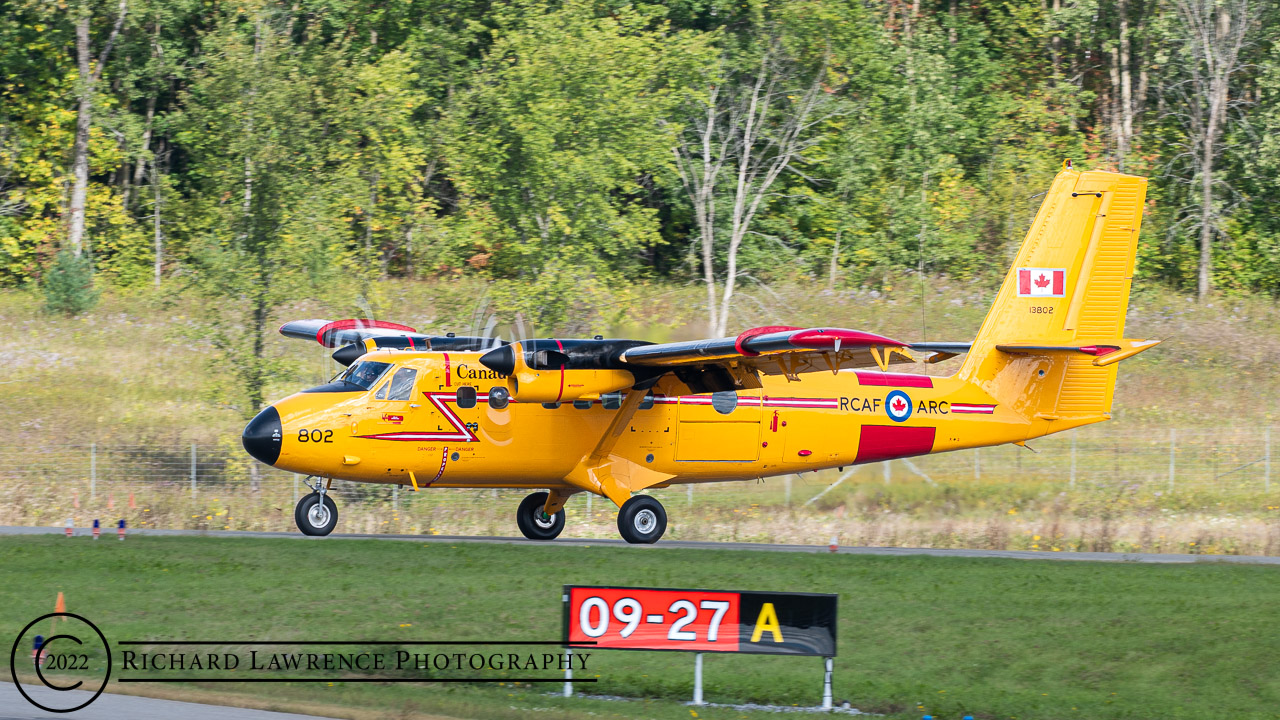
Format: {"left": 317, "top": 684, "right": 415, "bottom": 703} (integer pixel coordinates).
{"left": 674, "top": 392, "right": 762, "bottom": 462}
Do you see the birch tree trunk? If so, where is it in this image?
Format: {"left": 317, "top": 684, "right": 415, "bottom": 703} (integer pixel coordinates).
{"left": 675, "top": 48, "right": 834, "bottom": 336}
{"left": 1117, "top": 0, "right": 1134, "bottom": 171}
{"left": 66, "top": 0, "right": 128, "bottom": 258}
{"left": 1169, "top": 0, "right": 1254, "bottom": 301}
{"left": 68, "top": 12, "right": 93, "bottom": 257}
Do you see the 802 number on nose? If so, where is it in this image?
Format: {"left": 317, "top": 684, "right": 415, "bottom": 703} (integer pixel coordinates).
{"left": 298, "top": 429, "right": 334, "bottom": 443}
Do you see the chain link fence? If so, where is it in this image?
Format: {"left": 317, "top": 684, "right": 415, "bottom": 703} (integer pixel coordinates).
{"left": 0, "top": 426, "right": 1274, "bottom": 542}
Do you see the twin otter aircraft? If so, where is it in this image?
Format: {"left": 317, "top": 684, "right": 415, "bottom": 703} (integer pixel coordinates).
{"left": 242, "top": 164, "right": 1159, "bottom": 543}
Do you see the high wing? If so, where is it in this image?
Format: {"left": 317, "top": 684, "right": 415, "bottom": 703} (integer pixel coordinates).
{"left": 617, "top": 326, "right": 915, "bottom": 383}
{"left": 278, "top": 319, "right": 504, "bottom": 365}
{"left": 279, "top": 319, "right": 426, "bottom": 348}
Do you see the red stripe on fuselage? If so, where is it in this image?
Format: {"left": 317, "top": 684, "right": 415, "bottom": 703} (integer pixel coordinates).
{"left": 854, "top": 371, "right": 934, "bottom": 388}
{"left": 854, "top": 425, "right": 936, "bottom": 463}
{"left": 554, "top": 339, "right": 565, "bottom": 404}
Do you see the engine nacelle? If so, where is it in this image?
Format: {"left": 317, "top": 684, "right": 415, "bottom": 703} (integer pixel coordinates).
{"left": 479, "top": 340, "right": 643, "bottom": 403}
{"left": 509, "top": 367, "right": 636, "bottom": 404}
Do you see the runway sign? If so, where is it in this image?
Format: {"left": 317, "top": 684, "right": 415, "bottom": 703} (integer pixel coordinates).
{"left": 563, "top": 585, "right": 836, "bottom": 656}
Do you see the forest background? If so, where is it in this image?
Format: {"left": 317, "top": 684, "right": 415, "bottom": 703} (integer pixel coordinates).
{"left": 5, "top": 0, "right": 1280, "bottom": 423}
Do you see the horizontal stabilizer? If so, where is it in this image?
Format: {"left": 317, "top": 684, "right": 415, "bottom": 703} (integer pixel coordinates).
{"left": 996, "top": 339, "right": 1160, "bottom": 366}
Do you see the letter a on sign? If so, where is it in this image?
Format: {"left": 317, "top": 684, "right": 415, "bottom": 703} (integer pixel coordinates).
{"left": 751, "top": 602, "right": 783, "bottom": 643}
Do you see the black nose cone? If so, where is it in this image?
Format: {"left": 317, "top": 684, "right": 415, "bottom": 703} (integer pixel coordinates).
{"left": 242, "top": 406, "right": 282, "bottom": 466}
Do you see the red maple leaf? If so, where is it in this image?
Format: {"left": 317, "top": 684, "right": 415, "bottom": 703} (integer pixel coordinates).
{"left": 892, "top": 398, "right": 907, "bottom": 412}
{"left": 1034, "top": 273, "right": 1051, "bottom": 289}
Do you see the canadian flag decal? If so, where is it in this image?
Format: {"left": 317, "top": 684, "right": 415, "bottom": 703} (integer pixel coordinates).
{"left": 1017, "top": 268, "right": 1066, "bottom": 298}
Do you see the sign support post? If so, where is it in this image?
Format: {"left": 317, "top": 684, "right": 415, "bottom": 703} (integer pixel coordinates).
{"left": 822, "top": 656, "right": 833, "bottom": 710}
{"left": 563, "top": 647, "right": 573, "bottom": 698}
{"left": 692, "top": 652, "right": 704, "bottom": 705}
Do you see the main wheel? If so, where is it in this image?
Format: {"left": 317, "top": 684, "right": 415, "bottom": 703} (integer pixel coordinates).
{"left": 617, "top": 495, "right": 666, "bottom": 544}
{"left": 516, "top": 491, "right": 565, "bottom": 540}
{"left": 295, "top": 493, "right": 338, "bottom": 536}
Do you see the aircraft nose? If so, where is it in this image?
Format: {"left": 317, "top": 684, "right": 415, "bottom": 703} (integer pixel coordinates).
{"left": 242, "top": 406, "right": 282, "bottom": 466}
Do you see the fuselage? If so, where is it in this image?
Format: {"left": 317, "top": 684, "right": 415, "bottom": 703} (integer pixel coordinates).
{"left": 243, "top": 349, "right": 1039, "bottom": 492}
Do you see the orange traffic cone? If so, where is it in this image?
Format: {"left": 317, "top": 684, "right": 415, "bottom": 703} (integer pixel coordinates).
{"left": 49, "top": 592, "right": 66, "bottom": 636}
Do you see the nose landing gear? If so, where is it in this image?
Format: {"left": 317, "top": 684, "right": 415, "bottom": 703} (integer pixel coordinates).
{"left": 295, "top": 477, "right": 339, "bottom": 536}
{"left": 516, "top": 491, "right": 566, "bottom": 540}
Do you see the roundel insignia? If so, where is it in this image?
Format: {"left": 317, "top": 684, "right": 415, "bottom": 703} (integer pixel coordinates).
{"left": 885, "top": 390, "right": 912, "bottom": 422}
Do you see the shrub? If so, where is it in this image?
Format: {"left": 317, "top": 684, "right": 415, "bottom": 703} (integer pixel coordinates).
{"left": 43, "top": 249, "right": 99, "bottom": 316}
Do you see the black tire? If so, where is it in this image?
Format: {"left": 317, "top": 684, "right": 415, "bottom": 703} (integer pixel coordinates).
{"left": 617, "top": 495, "right": 666, "bottom": 544}
{"left": 516, "top": 491, "right": 566, "bottom": 540}
{"left": 295, "top": 493, "right": 338, "bottom": 536}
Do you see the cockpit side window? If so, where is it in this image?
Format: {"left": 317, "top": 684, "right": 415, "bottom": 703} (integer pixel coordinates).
{"left": 342, "top": 360, "right": 392, "bottom": 390}
{"left": 387, "top": 367, "right": 418, "bottom": 401}
{"left": 456, "top": 386, "right": 477, "bottom": 409}
{"left": 375, "top": 382, "right": 389, "bottom": 400}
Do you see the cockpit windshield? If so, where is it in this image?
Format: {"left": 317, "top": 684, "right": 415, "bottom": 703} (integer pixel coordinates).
{"left": 341, "top": 360, "right": 392, "bottom": 390}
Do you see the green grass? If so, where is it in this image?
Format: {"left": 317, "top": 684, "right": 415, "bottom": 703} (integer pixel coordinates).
{"left": 3, "top": 535, "right": 1279, "bottom": 719}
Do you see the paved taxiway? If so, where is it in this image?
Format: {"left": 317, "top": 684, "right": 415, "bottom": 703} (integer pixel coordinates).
{"left": 4, "top": 525, "right": 1278, "bottom": 565}
{"left": 0, "top": 682, "right": 340, "bottom": 720}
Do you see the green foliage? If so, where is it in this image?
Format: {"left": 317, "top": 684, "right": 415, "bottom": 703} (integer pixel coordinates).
{"left": 442, "top": 0, "right": 711, "bottom": 325}
{"left": 42, "top": 249, "right": 99, "bottom": 315}
{"left": 176, "top": 18, "right": 357, "bottom": 416}
{"left": 1, "top": 0, "right": 1278, "bottom": 313}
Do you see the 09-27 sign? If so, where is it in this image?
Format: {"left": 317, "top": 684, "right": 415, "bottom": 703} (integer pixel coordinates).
{"left": 563, "top": 585, "right": 837, "bottom": 656}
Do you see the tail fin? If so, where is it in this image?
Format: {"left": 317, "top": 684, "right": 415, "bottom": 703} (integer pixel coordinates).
{"left": 959, "top": 164, "right": 1152, "bottom": 434}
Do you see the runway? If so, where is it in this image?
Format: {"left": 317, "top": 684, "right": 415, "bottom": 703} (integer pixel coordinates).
{"left": 0, "top": 682, "right": 341, "bottom": 720}
{"left": 4, "top": 525, "right": 1279, "bottom": 565}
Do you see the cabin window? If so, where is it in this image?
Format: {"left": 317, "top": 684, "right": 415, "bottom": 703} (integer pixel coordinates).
{"left": 387, "top": 368, "right": 418, "bottom": 401}
{"left": 711, "top": 391, "right": 738, "bottom": 415}
{"left": 639, "top": 393, "right": 655, "bottom": 410}
{"left": 601, "top": 392, "right": 624, "bottom": 410}
{"left": 456, "top": 386, "right": 477, "bottom": 409}
{"left": 342, "top": 360, "right": 391, "bottom": 390}
{"left": 375, "top": 382, "right": 389, "bottom": 400}
{"left": 573, "top": 399, "right": 592, "bottom": 410}
{"left": 542, "top": 402, "right": 561, "bottom": 410}
{"left": 488, "top": 386, "right": 510, "bottom": 410}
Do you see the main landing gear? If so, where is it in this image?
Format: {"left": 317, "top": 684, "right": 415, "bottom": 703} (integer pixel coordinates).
{"left": 617, "top": 495, "right": 666, "bottom": 544}
{"left": 514, "top": 491, "right": 668, "bottom": 544}
{"left": 295, "top": 477, "right": 338, "bottom": 536}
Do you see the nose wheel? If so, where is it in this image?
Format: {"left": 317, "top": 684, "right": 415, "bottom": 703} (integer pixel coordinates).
{"left": 295, "top": 478, "right": 339, "bottom": 536}
{"left": 516, "top": 491, "right": 565, "bottom": 540}
{"left": 617, "top": 495, "right": 666, "bottom": 544}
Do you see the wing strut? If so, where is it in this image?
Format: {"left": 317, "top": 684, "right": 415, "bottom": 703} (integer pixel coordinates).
{"left": 559, "top": 388, "right": 674, "bottom": 509}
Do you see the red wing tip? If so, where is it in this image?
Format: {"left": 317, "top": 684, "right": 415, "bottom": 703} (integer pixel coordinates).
{"left": 315, "top": 318, "right": 418, "bottom": 347}
{"left": 734, "top": 325, "right": 804, "bottom": 355}
{"left": 789, "top": 328, "right": 907, "bottom": 349}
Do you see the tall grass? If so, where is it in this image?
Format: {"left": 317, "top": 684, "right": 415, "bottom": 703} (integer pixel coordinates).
{"left": 1, "top": 278, "right": 1277, "bottom": 554}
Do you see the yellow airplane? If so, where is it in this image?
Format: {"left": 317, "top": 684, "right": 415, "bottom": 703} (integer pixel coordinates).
{"left": 243, "top": 164, "right": 1159, "bottom": 543}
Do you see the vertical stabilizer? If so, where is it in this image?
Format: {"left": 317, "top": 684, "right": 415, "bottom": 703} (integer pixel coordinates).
{"left": 959, "top": 165, "right": 1148, "bottom": 432}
